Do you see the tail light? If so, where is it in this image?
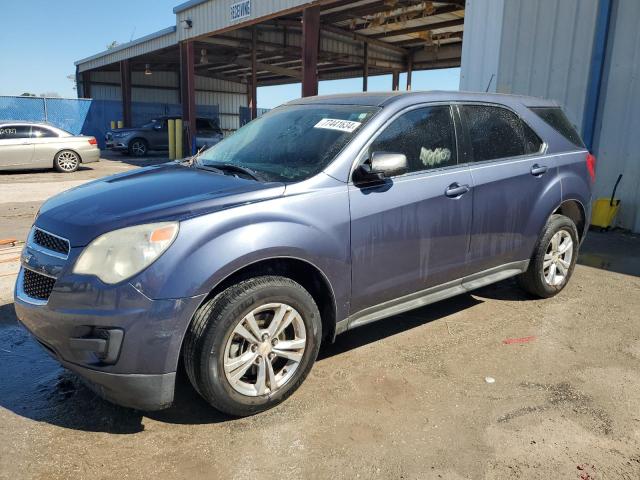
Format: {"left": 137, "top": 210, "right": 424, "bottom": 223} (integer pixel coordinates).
{"left": 88, "top": 137, "right": 98, "bottom": 145}
{"left": 586, "top": 153, "right": 596, "bottom": 183}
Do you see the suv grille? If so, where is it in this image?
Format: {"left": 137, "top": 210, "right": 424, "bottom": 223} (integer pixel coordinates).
{"left": 33, "top": 229, "right": 69, "bottom": 256}
{"left": 23, "top": 269, "right": 56, "bottom": 301}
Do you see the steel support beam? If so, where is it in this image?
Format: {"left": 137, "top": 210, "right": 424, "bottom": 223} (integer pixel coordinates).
{"left": 392, "top": 70, "right": 400, "bottom": 91}
{"left": 180, "top": 41, "right": 196, "bottom": 155}
{"left": 120, "top": 60, "right": 132, "bottom": 127}
{"left": 406, "top": 53, "right": 413, "bottom": 91}
{"left": 250, "top": 28, "right": 258, "bottom": 119}
{"left": 82, "top": 71, "right": 92, "bottom": 99}
{"left": 363, "top": 42, "right": 369, "bottom": 92}
{"left": 302, "top": 6, "right": 320, "bottom": 97}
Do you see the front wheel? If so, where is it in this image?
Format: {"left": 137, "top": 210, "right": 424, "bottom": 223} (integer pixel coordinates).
{"left": 183, "top": 276, "right": 322, "bottom": 416}
{"left": 517, "top": 214, "right": 579, "bottom": 298}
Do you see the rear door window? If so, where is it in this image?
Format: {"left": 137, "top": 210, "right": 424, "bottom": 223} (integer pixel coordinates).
{"left": 369, "top": 105, "right": 458, "bottom": 174}
{"left": 0, "top": 125, "right": 31, "bottom": 139}
{"left": 461, "top": 105, "right": 542, "bottom": 162}
{"left": 31, "top": 126, "right": 58, "bottom": 138}
{"left": 530, "top": 107, "right": 585, "bottom": 148}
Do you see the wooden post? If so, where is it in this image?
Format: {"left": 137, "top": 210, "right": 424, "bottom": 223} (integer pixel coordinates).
{"left": 250, "top": 27, "right": 258, "bottom": 120}
{"left": 392, "top": 70, "right": 400, "bottom": 91}
{"left": 363, "top": 42, "right": 369, "bottom": 92}
{"left": 180, "top": 40, "right": 196, "bottom": 155}
{"left": 406, "top": 53, "right": 413, "bottom": 91}
{"left": 302, "top": 6, "right": 320, "bottom": 97}
{"left": 120, "top": 60, "right": 132, "bottom": 127}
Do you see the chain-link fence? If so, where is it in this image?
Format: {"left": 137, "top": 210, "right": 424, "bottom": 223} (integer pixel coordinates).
{"left": 0, "top": 96, "right": 221, "bottom": 149}
{"left": 0, "top": 96, "right": 91, "bottom": 135}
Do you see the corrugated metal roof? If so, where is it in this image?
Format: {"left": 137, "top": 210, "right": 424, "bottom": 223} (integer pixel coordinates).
{"left": 75, "top": 26, "right": 177, "bottom": 71}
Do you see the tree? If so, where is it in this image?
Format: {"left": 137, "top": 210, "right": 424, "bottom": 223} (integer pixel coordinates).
{"left": 20, "top": 92, "right": 37, "bottom": 97}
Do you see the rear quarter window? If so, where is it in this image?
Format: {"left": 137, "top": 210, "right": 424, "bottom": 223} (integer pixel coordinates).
{"left": 461, "top": 105, "right": 543, "bottom": 162}
{"left": 530, "top": 107, "right": 585, "bottom": 148}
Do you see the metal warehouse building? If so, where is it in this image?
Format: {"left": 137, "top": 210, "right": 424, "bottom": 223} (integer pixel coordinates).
{"left": 75, "top": 0, "right": 640, "bottom": 232}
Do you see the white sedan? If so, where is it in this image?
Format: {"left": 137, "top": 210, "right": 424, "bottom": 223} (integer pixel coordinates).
{"left": 0, "top": 122, "right": 99, "bottom": 173}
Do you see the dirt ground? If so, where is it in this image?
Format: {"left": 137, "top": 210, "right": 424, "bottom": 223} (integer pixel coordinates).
{"left": 1, "top": 155, "right": 639, "bottom": 480}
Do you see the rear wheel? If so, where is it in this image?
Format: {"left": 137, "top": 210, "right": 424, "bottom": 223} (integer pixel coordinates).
{"left": 128, "top": 138, "right": 148, "bottom": 157}
{"left": 183, "top": 276, "right": 322, "bottom": 416}
{"left": 517, "top": 214, "right": 579, "bottom": 298}
{"left": 54, "top": 150, "right": 80, "bottom": 173}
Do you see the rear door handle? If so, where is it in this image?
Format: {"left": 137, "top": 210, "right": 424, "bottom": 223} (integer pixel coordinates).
{"left": 445, "top": 183, "right": 470, "bottom": 198}
{"left": 531, "top": 164, "right": 548, "bottom": 176}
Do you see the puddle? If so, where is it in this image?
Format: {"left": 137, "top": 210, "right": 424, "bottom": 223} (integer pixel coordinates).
{"left": 0, "top": 305, "right": 144, "bottom": 433}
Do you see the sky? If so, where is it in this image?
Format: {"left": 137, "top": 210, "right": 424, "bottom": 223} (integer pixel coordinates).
{"left": 0, "top": 0, "right": 459, "bottom": 108}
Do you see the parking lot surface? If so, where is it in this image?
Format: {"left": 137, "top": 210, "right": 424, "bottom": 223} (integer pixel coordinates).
{"left": 1, "top": 155, "right": 639, "bottom": 480}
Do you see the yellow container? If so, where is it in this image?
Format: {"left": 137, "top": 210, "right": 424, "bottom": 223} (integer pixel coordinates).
{"left": 117, "top": 120, "right": 124, "bottom": 129}
{"left": 175, "top": 119, "right": 183, "bottom": 159}
{"left": 167, "top": 119, "right": 176, "bottom": 160}
{"left": 110, "top": 120, "right": 116, "bottom": 130}
{"left": 591, "top": 198, "right": 620, "bottom": 228}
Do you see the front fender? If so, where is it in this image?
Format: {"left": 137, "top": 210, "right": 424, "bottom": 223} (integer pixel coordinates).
{"left": 132, "top": 184, "right": 351, "bottom": 313}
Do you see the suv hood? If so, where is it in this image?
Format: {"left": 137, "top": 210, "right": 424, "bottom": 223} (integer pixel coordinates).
{"left": 36, "top": 163, "right": 285, "bottom": 247}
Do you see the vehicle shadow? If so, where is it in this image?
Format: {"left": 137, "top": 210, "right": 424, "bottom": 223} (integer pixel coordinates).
{"left": 0, "top": 290, "right": 490, "bottom": 433}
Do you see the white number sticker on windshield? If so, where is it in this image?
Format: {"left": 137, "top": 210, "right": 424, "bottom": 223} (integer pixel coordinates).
{"left": 314, "top": 118, "right": 362, "bottom": 133}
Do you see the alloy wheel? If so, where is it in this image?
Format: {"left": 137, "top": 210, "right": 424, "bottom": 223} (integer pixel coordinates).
{"left": 223, "top": 303, "right": 307, "bottom": 397}
{"left": 543, "top": 230, "right": 573, "bottom": 286}
{"left": 57, "top": 151, "right": 79, "bottom": 172}
{"left": 131, "top": 141, "right": 146, "bottom": 156}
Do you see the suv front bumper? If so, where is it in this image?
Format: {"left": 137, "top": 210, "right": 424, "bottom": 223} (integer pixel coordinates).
{"left": 15, "top": 266, "right": 205, "bottom": 411}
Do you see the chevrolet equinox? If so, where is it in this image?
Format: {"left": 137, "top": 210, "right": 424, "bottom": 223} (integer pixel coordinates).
{"left": 15, "top": 92, "right": 594, "bottom": 416}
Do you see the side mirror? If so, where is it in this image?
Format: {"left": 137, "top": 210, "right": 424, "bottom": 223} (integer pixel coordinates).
{"left": 353, "top": 152, "right": 408, "bottom": 186}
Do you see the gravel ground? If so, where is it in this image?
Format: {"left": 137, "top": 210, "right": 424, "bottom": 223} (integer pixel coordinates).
{"left": 1, "top": 155, "right": 639, "bottom": 480}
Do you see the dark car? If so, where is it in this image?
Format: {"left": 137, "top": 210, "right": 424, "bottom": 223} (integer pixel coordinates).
{"left": 105, "top": 116, "right": 223, "bottom": 156}
{"left": 15, "top": 91, "right": 593, "bottom": 416}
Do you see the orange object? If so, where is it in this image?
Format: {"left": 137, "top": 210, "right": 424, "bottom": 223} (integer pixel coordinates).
{"left": 150, "top": 226, "right": 176, "bottom": 243}
{"left": 0, "top": 238, "right": 17, "bottom": 247}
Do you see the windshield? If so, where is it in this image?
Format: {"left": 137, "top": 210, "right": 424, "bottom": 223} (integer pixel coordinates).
{"left": 198, "top": 104, "right": 379, "bottom": 182}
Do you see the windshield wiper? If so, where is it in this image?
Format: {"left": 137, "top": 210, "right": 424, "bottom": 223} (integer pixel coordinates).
{"left": 212, "top": 164, "right": 265, "bottom": 182}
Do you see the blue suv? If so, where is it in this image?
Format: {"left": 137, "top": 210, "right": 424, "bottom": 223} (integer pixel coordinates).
{"left": 15, "top": 92, "right": 594, "bottom": 416}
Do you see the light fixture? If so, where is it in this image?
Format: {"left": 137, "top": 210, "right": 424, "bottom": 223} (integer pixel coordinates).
{"left": 181, "top": 19, "right": 193, "bottom": 29}
{"left": 199, "top": 48, "right": 209, "bottom": 64}
{"left": 144, "top": 64, "right": 152, "bottom": 75}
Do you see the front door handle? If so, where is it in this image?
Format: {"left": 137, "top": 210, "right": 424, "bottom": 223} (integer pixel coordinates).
{"left": 445, "top": 183, "right": 470, "bottom": 198}
{"left": 531, "top": 164, "right": 548, "bottom": 176}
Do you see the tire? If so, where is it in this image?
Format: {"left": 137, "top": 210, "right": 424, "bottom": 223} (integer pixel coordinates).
{"left": 128, "top": 138, "right": 148, "bottom": 157}
{"left": 183, "top": 276, "right": 322, "bottom": 416}
{"left": 517, "top": 214, "right": 579, "bottom": 298}
{"left": 54, "top": 150, "right": 80, "bottom": 173}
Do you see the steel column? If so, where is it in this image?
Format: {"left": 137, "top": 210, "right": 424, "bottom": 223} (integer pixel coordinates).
{"left": 180, "top": 40, "right": 197, "bottom": 155}
{"left": 302, "top": 6, "right": 320, "bottom": 97}
{"left": 250, "top": 27, "right": 258, "bottom": 120}
{"left": 82, "top": 71, "right": 92, "bottom": 99}
{"left": 406, "top": 54, "right": 413, "bottom": 91}
{"left": 392, "top": 70, "right": 400, "bottom": 91}
{"left": 120, "top": 60, "right": 132, "bottom": 127}
{"left": 363, "top": 42, "right": 369, "bottom": 92}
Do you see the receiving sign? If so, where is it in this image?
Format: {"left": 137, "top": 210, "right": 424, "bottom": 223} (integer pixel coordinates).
{"left": 230, "top": 0, "right": 251, "bottom": 21}
{"left": 314, "top": 118, "right": 362, "bottom": 133}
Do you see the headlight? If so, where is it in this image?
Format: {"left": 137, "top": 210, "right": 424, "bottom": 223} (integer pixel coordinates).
{"left": 73, "top": 222, "right": 179, "bottom": 284}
